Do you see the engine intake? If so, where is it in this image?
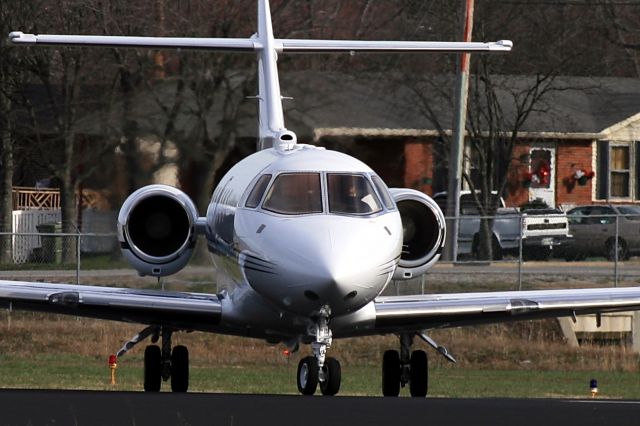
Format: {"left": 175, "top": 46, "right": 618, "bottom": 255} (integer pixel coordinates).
{"left": 389, "top": 188, "right": 446, "bottom": 280}
{"left": 118, "top": 185, "right": 199, "bottom": 277}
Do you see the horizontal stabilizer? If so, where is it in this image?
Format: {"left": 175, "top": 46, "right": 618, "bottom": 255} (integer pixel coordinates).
{"left": 9, "top": 32, "right": 512, "bottom": 54}
{"left": 8, "top": 32, "right": 260, "bottom": 51}
{"left": 278, "top": 39, "right": 513, "bottom": 53}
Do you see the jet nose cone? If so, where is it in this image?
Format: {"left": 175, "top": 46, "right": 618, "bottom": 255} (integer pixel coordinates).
{"left": 302, "top": 250, "right": 359, "bottom": 301}
{"left": 242, "top": 214, "right": 402, "bottom": 316}
{"left": 281, "top": 217, "right": 401, "bottom": 314}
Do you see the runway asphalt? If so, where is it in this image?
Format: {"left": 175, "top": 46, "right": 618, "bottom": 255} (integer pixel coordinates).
{"left": 0, "top": 390, "right": 639, "bottom": 426}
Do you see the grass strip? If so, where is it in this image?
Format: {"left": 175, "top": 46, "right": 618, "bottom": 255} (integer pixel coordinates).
{"left": 1, "top": 355, "right": 638, "bottom": 398}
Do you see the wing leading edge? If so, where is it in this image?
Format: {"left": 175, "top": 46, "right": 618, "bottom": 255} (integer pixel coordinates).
{"left": 0, "top": 280, "right": 221, "bottom": 332}
{"left": 373, "top": 287, "right": 640, "bottom": 333}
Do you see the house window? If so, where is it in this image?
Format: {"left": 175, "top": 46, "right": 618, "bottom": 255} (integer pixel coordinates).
{"left": 596, "top": 141, "right": 640, "bottom": 200}
{"left": 610, "top": 145, "right": 630, "bottom": 197}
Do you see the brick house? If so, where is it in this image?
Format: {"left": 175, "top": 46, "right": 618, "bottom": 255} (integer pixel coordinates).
{"left": 23, "top": 73, "right": 639, "bottom": 213}
{"left": 281, "top": 74, "right": 640, "bottom": 210}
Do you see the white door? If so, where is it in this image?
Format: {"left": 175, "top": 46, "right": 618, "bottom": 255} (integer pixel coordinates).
{"left": 529, "top": 145, "right": 556, "bottom": 208}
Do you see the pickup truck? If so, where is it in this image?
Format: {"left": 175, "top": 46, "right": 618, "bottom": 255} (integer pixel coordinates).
{"left": 432, "top": 192, "right": 571, "bottom": 260}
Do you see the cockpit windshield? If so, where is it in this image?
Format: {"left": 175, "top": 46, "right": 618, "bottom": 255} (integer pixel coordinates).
{"left": 263, "top": 173, "right": 323, "bottom": 215}
{"left": 328, "top": 174, "right": 382, "bottom": 215}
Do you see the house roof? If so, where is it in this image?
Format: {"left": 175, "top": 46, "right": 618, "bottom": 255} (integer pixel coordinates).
{"left": 281, "top": 73, "right": 640, "bottom": 140}
{"left": 27, "top": 73, "right": 640, "bottom": 142}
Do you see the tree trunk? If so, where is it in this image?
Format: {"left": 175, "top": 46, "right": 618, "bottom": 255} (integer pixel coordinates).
{"left": 477, "top": 216, "right": 498, "bottom": 261}
{"left": 0, "top": 90, "right": 13, "bottom": 264}
{"left": 60, "top": 132, "right": 78, "bottom": 264}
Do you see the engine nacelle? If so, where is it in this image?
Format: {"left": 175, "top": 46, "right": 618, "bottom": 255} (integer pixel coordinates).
{"left": 390, "top": 188, "right": 446, "bottom": 280}
{"left": 117, "top": 185, "right": 199, "bottom": 277}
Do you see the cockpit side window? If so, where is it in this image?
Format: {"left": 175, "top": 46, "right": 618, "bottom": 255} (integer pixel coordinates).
{"left": 245, "top": 174, "right": 272, "bottom": 208}
{"left": 371, "top": 175, "right": 395, "bottom": 210}
{"left": 328, "top": 174, "right": 383, "bottom": 215}
{"left": 263, "top": 173, "right": 323, "bottom": 215}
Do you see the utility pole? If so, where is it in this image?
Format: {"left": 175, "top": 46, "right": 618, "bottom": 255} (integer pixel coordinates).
{"left": 444, "top": 0, "right": 474, "bottom": 261}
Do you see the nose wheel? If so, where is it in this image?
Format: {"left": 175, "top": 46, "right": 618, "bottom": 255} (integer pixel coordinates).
{"left": 297, "top": 356, "right": 341, "bottom": 396}
{"left": 296, "top": 308, "right": 341, "bottom": 396}
{"left": 319, "top": 357, "right": 341, "bottom": 396}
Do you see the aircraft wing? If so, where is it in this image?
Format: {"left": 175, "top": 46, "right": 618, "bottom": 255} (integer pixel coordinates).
{"left": 371, "top": 287, "right": 640, "bottom": 334}
{"left": 0, "top": 280, "right": 221, "bottom": 331}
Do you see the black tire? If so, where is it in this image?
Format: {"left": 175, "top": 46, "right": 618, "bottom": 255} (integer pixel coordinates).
{"left": 564, "top": 249, "right": 586, "bottom": 262}
{"left": 144, "top": 345, "right": 162, "bottom": 392}
{"left": 524, "top": 247, "right": 551, "bottom": 261}
{"left": 297, "top": 356, "right": 319, "bottom": 395}
{"left": 320, "top": 357, "right": 341, "bottom": 396}
{"left": 492, "top": 237, "right": 503, "bottom": 261}
{"left": 382, "top": 350, "right": 401, "bottom": 397}
{"left": 471, "top": 236, "right": 483, "bottom": 260}
{"left": 409, "top": 350, "right": 428, "bottom": 397}
{"left": 171, "top": 345, "right": 189, "bottom": 393}
{"left": 606, "top": 239, "right": 628, "bottom": 261}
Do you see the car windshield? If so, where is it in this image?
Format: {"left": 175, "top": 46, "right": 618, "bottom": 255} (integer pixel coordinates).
{"left": 328, "top": 174, "right": 382, "bottom": 215}
{"left": 262, "top": 173, "right": 323, "bottom": 215}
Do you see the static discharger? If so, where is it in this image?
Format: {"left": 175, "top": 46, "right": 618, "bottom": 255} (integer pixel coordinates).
{"left": 590, "top": 379, "right": 598, "bottom": 398}
{"left": 108, "top": 355, "right": 118, "bottom": 385}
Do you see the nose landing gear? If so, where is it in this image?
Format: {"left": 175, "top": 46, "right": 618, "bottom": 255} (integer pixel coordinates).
{"left": 296, "top": 308, "right": 341, "bottom": 396}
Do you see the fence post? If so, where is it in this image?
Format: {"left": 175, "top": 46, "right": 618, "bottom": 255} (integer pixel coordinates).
{"left": 614, "top": 213, "right": 619, "bottom": 288}
{"left": 518, "top": 214, "right": 523, "bottom": 291}
{"left": 76, "top": 233, "right": 81, "bottom": 285}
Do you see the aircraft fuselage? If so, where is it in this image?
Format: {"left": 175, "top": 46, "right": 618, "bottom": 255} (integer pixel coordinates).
{"left": 206, "top": 145, "right": 403, "bottom": 324}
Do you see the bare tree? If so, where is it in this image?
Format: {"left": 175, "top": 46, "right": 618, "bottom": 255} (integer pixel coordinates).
{"left": 0, "top": 4, "right": 19, "bottom": 263}
{"left": 597, "top": 0, "right": 640, "bottom": 77}
{"left": 0, "top": 0, "right": 47, "bottom": 263}
{"left": 464, "top": 63, "right": 563, "bottom": 260}
{"left": 15, "top": 0, "right": 116, "bottom": 263}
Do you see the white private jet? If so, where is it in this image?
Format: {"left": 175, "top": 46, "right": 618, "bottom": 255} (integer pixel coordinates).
{"left": 4, "top": 0, "right": 640, "bottom": 397}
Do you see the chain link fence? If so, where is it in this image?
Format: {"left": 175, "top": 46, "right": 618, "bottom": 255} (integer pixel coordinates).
{"left": 0, "top": 212, "right": 638, "bottom": 292}
{"left": 391, "top": 211, "right": 640, "bottom": 296}
{"left": 0, "top": 229, "right": 121, "bottom": 282}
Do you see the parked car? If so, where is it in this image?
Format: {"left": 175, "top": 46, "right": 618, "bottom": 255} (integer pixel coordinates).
{"left": 433, "top": 192, "right": 571, "bottom": 260}
{"left": 560, "top": 204, "right": 640, "bottom": 261}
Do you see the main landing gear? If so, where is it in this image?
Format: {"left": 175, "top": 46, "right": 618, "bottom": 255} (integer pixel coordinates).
{"left": 116, "top": 325, "right": 190, "bottom": 392}
{"left": 296, "top": 308, "right": 342, "bottom": 396}
{"left": 382, "top": 332, "right": 456, "bottom": 397}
